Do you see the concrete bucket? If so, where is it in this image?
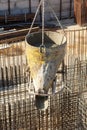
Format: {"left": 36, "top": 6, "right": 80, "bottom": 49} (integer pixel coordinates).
{"left": 25, "top": 30, "right": 66, "bottom": 110}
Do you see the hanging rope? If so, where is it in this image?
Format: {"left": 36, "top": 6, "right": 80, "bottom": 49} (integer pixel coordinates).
{"left": 47, "top": 0, "right": 66, "bottom": 44}
{"left": 27, "top": 0, "right": 46, "bottom": 53}
{"left": 27, "top": 0, "right": 66, "bottom": 49}
{"left": 27, "top": 0, "right": 42, "bottom": 35}
{"left": 47, "top": 0, "right": 65, "bottom": 35}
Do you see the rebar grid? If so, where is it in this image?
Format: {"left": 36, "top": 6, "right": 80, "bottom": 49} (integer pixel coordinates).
{"left": 0, "top": 54, "right": 87, "bottom": 130}
{"left": 0, "top": 28, "right": 87, "bottom": 130}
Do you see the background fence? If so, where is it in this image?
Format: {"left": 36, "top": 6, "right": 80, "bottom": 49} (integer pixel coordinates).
{"left": 0, "top": 0, "right": 74, "bottom": 22}
{"left": 65, "top": 27, "right": 87, "bottom": 65}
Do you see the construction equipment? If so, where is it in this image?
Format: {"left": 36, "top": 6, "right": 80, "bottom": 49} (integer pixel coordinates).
{"left": 25, "top": 0, "right": 67, "bottom": 110}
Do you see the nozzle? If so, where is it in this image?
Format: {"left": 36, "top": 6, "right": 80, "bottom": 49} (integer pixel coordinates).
{"left": 35, "top": 95, "right": 48, "bottom": 111}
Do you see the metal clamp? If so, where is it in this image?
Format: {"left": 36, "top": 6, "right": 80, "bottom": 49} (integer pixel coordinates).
{"left": 39, "top": 44, "right": 46, "bottom": 53}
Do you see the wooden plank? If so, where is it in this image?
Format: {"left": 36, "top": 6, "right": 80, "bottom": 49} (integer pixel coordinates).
{"left": 74, "top": 0, "right": 87, "bottom": 25}
{"left": 60, "top": 0, "right": 62, "bottom": 20}
{"left": 0, "top": 13, "right": 35, "bottom": 23}
{"left": 0, "top": 27, "right": 39, "bottom": 41}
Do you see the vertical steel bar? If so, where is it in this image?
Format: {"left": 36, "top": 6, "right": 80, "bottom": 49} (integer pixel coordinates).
{"left": 23, "top": 100, "right": 27, "bottom": 129}
{"left": 46, "top": 109, "right": 48, "bottom": 130}
{"left": 29, "top": 0, "right": 31, "bottom": 13}
{"left": 13, "top": 102, "right": 17, "bottom": 130}
{"left": 59, "top": 0, "right": 62, "bottom": 20}
{"left": 3, "top": 105, "right": 7, "bottom": 130}
{"left": 8, "top": 0, "right": 10, "bottom": 15}
{"left": 8, "top": 103, "right": 11, "bottom": 130}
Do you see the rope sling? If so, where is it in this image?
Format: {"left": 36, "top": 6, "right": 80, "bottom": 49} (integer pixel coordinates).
{"left": 27, "top": 0, "right": 65, "bottom": 47}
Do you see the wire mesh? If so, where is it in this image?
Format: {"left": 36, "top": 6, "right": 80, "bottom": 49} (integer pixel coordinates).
{"left": 0, "top": 53, "right": 87, "bottom": 130}
{"left": 0, "top": 28, "right": 87, "bottom": 130}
